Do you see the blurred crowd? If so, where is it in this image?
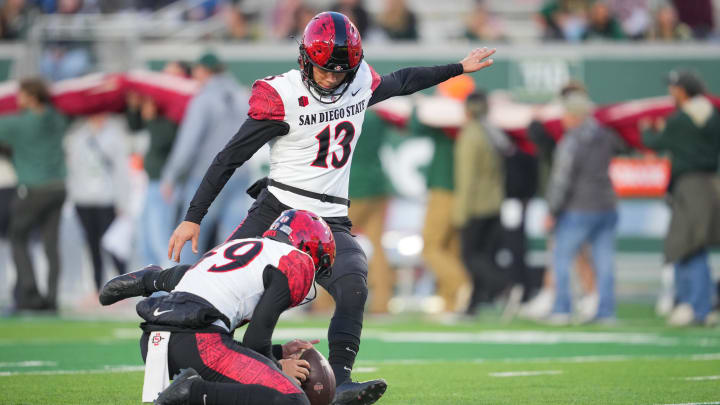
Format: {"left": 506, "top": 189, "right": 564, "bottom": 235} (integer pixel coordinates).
{"left": 0, "top": 0, "right": 718, "bottom": 43}
{"left": 0, "top": 40, "right": 718, "bottom": 328}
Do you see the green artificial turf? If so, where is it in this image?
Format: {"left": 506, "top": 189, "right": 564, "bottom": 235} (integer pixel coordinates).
{"left": 1, "top": 307, "right": 718, "bottom": 405}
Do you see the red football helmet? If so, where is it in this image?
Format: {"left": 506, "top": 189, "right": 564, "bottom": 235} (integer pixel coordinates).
{"left": 263, "top": 209, "right": 335, "bottom": 279}
{"left": 298, "top": 11, "right": 363, "bottom": 103}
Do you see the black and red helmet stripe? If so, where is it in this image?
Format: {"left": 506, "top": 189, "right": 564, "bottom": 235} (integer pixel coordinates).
{"left": 302, "top": 11, "right": 363, "bottom": 72}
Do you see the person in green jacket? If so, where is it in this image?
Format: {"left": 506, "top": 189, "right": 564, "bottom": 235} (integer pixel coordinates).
{"left": 642, "top": 70, "right": 720, "bottom": 326}
{"left": 0, "top": 78, "right": 68, "bottom": 312}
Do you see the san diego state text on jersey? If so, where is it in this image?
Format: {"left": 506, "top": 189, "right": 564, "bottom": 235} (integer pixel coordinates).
{"left": 248, "top": 61, "right": 381, "bottom": 218}
{"left": 298, "top": 99, "right": 367, "bottom": 126}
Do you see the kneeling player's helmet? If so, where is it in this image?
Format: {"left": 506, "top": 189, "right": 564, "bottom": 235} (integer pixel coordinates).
{"left": 298, "top": 11, "right": 363, "bottom": 103}
{"left": 263, "top": 209, "right": 336, "bottom": 279}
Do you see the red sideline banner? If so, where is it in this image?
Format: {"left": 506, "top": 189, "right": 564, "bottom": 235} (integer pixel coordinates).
{"left": 609, "top": 156, "right": 670, "bottom": 198}
{"left": 0, "top": 71, "right": 198, "bottom": 124}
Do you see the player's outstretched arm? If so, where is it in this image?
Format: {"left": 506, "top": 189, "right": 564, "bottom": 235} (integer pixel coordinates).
{"left": 368, "top": 47, "right": 496, "bottom": 107}
{"left": 459, "top": 47, "right": 496, "bottom": 73}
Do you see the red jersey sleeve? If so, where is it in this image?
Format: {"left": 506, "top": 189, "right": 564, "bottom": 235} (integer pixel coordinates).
{"left": 248, "top": 80, "right": 285, "bottom": 121}
{"left": 276, "top": 250, "right": 315, "bottom": 307}
{"left": 368, "top": 64, "right": 382, "bottom": 93}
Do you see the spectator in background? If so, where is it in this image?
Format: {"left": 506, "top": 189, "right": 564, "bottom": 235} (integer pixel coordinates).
{"left": 607, "top": 0, "right": 650, "bottom": 39}
{"left": 185, "top": 0, "right": 221, "bottom": 21}
{"left": 454, "top": 90, "right": 510, "bottom": 314}
{"left": 289, "top": 3, "right": 317, "bottom": 38}
{"left": 671, "top": 0, "right": 715, "bottom": 39}
{"left": 38, "top": 0, "right": 94, "bottom": 81}
{"left": 222, "top": 5, "right": 257, "bottom": 41}
{"left": 647, "top": 4, "right": 692, "bottom": 41}
{"left": 65, "top": 113, "right": 129, "bottom": 294}
{"left": 545, "top": 92, "right": 619, "bottom": 325}
{"left": 583, "top": 1, "right": 625, "bottom": 40}
{"left": 537, "top": 0, "right": 590, "bottom": 41}
{"left": 415, "top": 75, "right": 474, "bottom": 313}
{"left": 520, "top": 82, "right": 600, "bottom": 322}
{"left": 377, "top": 0, "right": 418, "bottom": 41}
{"left": 464, "top": 0, "right": 505, "bottom": 41}
{"left": 0, "top": 145, "right": 15, "bottom": 239}
{"left": 641, "top": 70, "right": 720, "bottom": 326}
{"left": 332, "top": 0, "right": 370, "bottom": 37}
{"left": 347, "top": 109, "right": 394, "bottom": 314}
{"left": 126, "top": 61, "right": 187, "bottom": 268}
{"left": 0, "top": 78, "right": 67, "bottom": 312}
{"left": 163, "top": 52, "right": 252, "bottom": 263}
{"left": 0, "top": 0, "right": 32, "bottom": 40}
{"left": 272, "top": 0, "right": 317, "bottom": 40}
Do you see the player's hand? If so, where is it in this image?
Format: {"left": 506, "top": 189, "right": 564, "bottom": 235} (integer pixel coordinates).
{"left": 168, "top": 221, "right": 200, "bottom": 262}
{"left": 460, "top": 47, "right": 496, "bottom": 74}
{"left": 282, "top": 339, "right": 320, "bottom": 359}
{"left": 279, "top": 358, "right": 310, "bottom": 385}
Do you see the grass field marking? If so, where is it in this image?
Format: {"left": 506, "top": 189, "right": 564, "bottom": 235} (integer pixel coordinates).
{"left": 0, "top": 361, "right": 57, "bottom": 368}
{"left": 690, "top": 354, "right": 720, "bottom": 361}
{"left": 0, "top": 365, "right": 144, "bottom": 377}
{"left": 489, "top": 370, "right": 563, "bottom": 378}
{"left": 353, "top": 367, "right": 379, "bottom": 373}
{"left": 357, "top": 352, "right": 720, "bottom": 366}
{"left": 372, "top": 330, "right": 692, "bottom": 345}
{"left": 683, "top": 375, "right": 720, "bottom": 381}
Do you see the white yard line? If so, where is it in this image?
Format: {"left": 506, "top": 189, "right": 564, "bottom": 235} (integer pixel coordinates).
{"left": 0, "top": 365, "right": 144, "bottom": 377}
{"left": 0, "top": 361, "right": 57, "bottom": 368}
{"left": 653, "top": 402, "right": 720, "bottom": 405}
{"left": 489, "top": 370, "right": 563, "bottom": 378}
{"left": 353, "top": 367, "right": 378, "bottom": 373}
{"left": 684, "top": 375, "right": 720, "bottom": 381}
{"left": 356, "top": 352, "right": 720, "bottom": 366}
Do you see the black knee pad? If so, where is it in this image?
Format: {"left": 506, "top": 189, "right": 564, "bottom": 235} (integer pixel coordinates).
{"left": 327, "top": 274, "right": 368, "bottom": 331}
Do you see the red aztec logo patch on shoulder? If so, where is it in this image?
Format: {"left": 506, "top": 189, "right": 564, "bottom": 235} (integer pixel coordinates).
{"left": 298, "top": 96, "right": 309, "bottom": 107}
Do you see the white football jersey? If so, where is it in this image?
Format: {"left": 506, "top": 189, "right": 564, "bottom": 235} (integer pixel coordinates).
{"left": 173, "top": 238, "right": 315, "bottom": 331}
{"left": 248, "top": 60, "right": 381, "bottom": 217}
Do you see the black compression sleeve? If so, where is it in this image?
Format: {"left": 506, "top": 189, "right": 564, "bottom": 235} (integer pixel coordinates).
{"left": 184, "top": 118, "right": 289, "bottom": 224}
{"left": 368, "top": 63, "right": 464, "bottom": 106}
{"left": 242, "top": 266, "right": 291, "bottom": 363}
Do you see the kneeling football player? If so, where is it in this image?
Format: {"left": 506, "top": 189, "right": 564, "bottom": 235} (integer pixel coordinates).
{"left": 102, "top": 209, "right": 335, "bottom": 405}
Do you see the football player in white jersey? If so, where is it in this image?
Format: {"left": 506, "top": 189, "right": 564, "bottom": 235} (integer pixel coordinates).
{"left": 164, "top": 11, "right": 496, "bottom": 405}
{"left": 101, "top": 209, "right": 335, "bottom": 405}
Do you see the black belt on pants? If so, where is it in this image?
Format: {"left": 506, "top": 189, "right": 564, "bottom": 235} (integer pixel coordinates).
{"left": 267, "top": 178, "right": 351, "bottom": 207}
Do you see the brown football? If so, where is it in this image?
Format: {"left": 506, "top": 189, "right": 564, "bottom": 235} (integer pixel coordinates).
{"left": 300, "top": 348, "right": 336, "bottom": 405}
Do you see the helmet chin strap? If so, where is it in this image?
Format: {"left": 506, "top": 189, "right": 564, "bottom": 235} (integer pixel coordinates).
{"left": 298, "top": 279, "right": 318, "bottom": 306}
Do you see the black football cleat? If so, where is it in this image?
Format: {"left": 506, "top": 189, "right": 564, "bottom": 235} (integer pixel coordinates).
{"left": 99, "top": 264, "right": 162, "bottom": 306}
{"left": 154, "top": 368, "right": 201, "bottom": 405}
{"left": 332, "top": 379, "right": 387, "bottom": 405}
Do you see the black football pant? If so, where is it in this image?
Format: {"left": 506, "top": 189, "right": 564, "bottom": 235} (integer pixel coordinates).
{"left": 140, "top": 331, "right": 309, "bottom": 405}
{"left": 75, "top": 205, "right": 127, "bottom": 292}
{"left": 147, "top": 188, "right": 368, "bottom": 386}
{"left": 9, "top": 183, "right": 65, "bottom": 309}
{"left": 460, "top": 215, "right": 509, "bottom": 312}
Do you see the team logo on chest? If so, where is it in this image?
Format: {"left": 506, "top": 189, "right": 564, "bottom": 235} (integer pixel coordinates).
{"left": 298, "top": 99, "right": 366, "bottom": 126}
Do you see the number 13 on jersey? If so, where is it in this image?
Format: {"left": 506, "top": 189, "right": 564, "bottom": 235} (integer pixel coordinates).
{"left": 310, "top": 121, "right": 355, "bottom": 169}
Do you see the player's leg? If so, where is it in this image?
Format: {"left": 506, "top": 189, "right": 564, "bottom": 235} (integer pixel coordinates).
{"left": 142, "top": 331, "right": 308, "bottom": 405}
{"left": 98, "top": 264, "right": 190, "bottom": 306}
{"left": 156, "top": 369, "right": 309, "bottom": 405}
{"left": 318, "top": 231, "right": 387, "bottom": 405}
